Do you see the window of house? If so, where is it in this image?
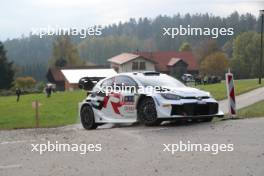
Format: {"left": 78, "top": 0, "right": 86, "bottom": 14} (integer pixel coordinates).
{"left": 139, "top": 61, "right": 146, "bottom": 70}
{"left": 132, "top": 62, "right": 139, "bottom": 70}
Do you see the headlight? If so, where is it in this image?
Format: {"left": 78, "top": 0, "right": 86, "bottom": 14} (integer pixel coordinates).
{"left": 160, "top": 93, "right": 181, "bottom": 100}
{"left": 206, "top": 92, "right": 212, "bottom": 97}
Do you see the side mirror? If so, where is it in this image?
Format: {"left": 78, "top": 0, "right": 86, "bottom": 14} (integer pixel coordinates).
{"left": 78, "top": 77, "right": 94, "bottom": 90}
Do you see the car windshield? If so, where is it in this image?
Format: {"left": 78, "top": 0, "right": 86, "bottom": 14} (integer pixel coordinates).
{"left": 135, "top": 74, "right": 186, "bottom": 87}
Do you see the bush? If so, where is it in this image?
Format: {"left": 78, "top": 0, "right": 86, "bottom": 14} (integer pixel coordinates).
{"left": 0, "top": 90, "right": 14, "bottom": 96}
{"left": 0, "top": 89, "right": 43, "bottom": 96}
{"left": 14, "top": 77, "right": 36, "bottom": 89}
{"left": 200, "top": 52, "right": 229, "bottom": 77}
{"left": 36, "top": 82, "right": 46, "bottom": 92}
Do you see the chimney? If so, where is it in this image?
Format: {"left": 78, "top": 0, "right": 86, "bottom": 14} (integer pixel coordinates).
{"left": 136, "top": 48, "right": 139, "bottom": 54}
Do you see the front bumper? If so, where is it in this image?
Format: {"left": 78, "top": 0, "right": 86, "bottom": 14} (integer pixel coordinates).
{"left": 154, "top": 96, "right": 224, "bottom": 119}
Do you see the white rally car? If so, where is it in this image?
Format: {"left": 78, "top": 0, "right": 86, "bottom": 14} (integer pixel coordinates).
{"left": 79, "top": 72, "right": 224, "bottom": 130}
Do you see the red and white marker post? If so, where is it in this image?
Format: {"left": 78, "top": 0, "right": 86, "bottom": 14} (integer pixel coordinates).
{"left": 225, "top": 70, "right": 236, "bottom": 118}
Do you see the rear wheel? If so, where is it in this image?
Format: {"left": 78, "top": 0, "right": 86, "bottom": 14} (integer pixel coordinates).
{"left": 81, "top": 105, "right": 98, "bottom": 130}
{"left": 138, "top": 97, "right": 161, "bottom": 126}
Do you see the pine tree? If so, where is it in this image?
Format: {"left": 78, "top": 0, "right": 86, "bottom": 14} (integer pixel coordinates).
{"left": 0, "top": 42, "right": 15, "bottom": 89}
{"left": 179, "top": 42, "right": 192, "bottom": 52}
{"left": 49, "top": 36, "right": 83, "bottom": 67}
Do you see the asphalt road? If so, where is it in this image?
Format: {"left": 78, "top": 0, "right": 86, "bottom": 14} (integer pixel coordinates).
{"left": 1, "top": 117, "right": 264, "bottom": 176}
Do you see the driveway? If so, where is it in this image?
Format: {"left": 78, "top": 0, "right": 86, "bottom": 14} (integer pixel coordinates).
{"left": 0, "top": 117, "right": 264, "bottom": 176}
{"left": 1, "top": 87, "right": 264, "bottom": 176}
{"left": 219, "top": 87, "right": 264, "bottom": 113}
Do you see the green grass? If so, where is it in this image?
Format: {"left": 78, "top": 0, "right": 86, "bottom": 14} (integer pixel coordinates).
{"left": 0, "top": 91, "right": 86, "bottom": 129}
{"left": 0, "top": 78, "right": 263, "bottom": 130}
{"left": 194, "top": 79, "right": 263, "bottom": 100}
{"left": 237, "top": 100, "right": 264, "bottom": 119}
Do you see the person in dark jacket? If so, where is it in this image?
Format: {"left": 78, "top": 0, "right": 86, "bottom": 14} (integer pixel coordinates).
{"left": 45, "top": 86, "right": 52, "bottom": 98}
{"left": 15, "top": 88, "right": 21, "bottom": 102}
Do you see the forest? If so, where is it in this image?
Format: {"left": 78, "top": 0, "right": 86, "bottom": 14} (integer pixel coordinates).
{"left": 2, "top": 12, "right": 262, "bottom": 81}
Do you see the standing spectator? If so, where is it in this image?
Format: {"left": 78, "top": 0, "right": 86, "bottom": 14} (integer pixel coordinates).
{"left": 15, "top": 88, "right": 21, "bottom": 102}
{"left": 194, "top": 75, "right": 202, "bottom": 86}
{"left": 208, "top": 76, "right": 212, "bottom": 84}
{"left": 45, "top": 85, "right": 52, "bottom": 98}
{"left": 203, "top": 75, "right": 208, "bottom": 85}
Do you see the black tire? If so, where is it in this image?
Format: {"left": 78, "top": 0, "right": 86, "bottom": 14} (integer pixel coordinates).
{"left": 81, "top": 105, "right": 98, "bottom": 130}
{"left": 138, "top": 97, "right": 161, "bottom": 126}
{"left": 202, "top": 117, "right": 214, "bottom": 122}
{"left": 191, "top": 118, "right": 201, "bottom": 123}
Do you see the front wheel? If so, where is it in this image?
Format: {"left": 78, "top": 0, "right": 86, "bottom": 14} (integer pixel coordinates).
{"left": 138, "top": 97, "right": 161, "bottom": 126}
{"left": 81, "top": 105, "right": 98, "bottom": 130}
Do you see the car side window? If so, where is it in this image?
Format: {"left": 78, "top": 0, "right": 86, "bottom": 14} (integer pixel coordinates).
{"left": 101, "top": 78, "right": 113, "bottom": 87}
{"left": 115, "top": 76, "right": 137, "bottom": 87}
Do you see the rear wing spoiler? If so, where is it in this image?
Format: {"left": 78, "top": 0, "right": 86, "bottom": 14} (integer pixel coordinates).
{"left": 78, "top": 77, "right": 105, "bottom": 91}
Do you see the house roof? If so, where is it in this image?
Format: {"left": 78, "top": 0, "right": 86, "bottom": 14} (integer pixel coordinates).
{"left": 47, "top": 66, "right": 117, "bottom": 84}
{"left": 108, "top": 53, "right": 156, "bottom": 65}
{"left": 57, "top": 65, "right": 110, "bottom": 69}
{"left": 135, "top": 51, "right": 198, "bottom": 72}
{"left": 47, "top": 68, "right": 66, "bottom": 82}
{"left": 61, "top": 69, "right": 117, "bottom": 84}
{"left": 167, "top": 58, "right": 185, "bottom": 66}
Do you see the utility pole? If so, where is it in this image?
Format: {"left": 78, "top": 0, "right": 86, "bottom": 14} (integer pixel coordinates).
{"left": 259, "top": 10, "right": 264, "bottom": 84}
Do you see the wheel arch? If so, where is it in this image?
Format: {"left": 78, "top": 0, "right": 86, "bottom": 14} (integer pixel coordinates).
{"left": 81, "top": 102, "right": 93, "bottom": 111}
{"left": 136, "top": 95, "right": 161, "bottom": 126}
{"left": 136, "top": 94, "right": 148, "bottom": 110}
{"left": 80, "top": 102, "right": 94, "bottom": 118}
{"left": 80, "top": 102, "right": 98, "bottom": 130}
{"left": 136, "top": 94, "right": 158, "bottom": 110}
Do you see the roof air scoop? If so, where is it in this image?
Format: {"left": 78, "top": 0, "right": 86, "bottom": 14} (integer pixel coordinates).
{"left": 143, "top": 71, "right": 160, "bottom": 76}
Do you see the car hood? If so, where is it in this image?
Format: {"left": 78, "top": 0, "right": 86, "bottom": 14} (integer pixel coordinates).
{"left": 163, "top": 86, "right": 210, "bottom": 98}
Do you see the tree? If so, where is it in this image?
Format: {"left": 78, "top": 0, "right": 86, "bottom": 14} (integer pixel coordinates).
{"left": 55, "top": 58, "right": 67, "bottom": 67}
{"left": 222, "top": 40, "right": 233, "bottom": 58}
{"left": 78, "top": 35, "right": 144, "bottom": 64}
{"left": 200, "top": 52, "right": 229, "bottom": 77}
{"left": 0, "top": 42, "right": 14, "bottom": 89}
{"left": 231, "top": 32, "right": 263, "bottom": 78}
{"left": 2, "top": 12, "right": 262, "bottom": 81}
{"left": 193, "top": 39, "right": 220, "bottom": 63}
{"left": 179, "top": 42, "right": 191, "bottom": 51}
{"left": 15, "top": 77, "right": 36, "bottom": 89}
{"left": 49, "top": 36, "right": 83, "bottom": 67}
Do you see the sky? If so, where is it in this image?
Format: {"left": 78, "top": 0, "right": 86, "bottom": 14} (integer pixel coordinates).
{"left": 0, "top": 0, "right": 263, "bottom": 41}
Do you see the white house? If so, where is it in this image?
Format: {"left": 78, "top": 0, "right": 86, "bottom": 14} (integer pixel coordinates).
{"left": 108, "top": 53, "right": 156, "bottom": 73}
{"left": 47, "top": 67, "right": 117, "bottom": 91}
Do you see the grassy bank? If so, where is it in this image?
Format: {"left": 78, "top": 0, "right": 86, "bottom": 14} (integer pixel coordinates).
{"left": 237, "top": 100, "right": 264, "bottom": 119}
{"left": 0, "top": 91, "right": 86, "bottom": 129}
{"left": 0, "top": 78, "right": 263, "bottom": 130}
{"left": 195, "top": 79, "right": 263, "bottom": 100}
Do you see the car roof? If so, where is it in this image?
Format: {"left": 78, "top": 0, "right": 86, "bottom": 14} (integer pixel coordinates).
{"left": 118, "top": 71, "right": 162, "bottom": 77}
{"left": 96, "top": 71, "right": 163, "bottom": 85}
{"left": 183, "top": 74, "right": 193, "bottom": 76}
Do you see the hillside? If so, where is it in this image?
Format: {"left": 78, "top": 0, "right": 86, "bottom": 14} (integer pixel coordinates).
{"left": 2, "top": 12, "right": 261, "bottom": 81}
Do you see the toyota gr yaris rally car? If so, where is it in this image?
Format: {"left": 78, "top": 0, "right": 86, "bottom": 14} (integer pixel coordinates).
{"left": 79, "top": 72, "right": 224, "bottom": 130}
